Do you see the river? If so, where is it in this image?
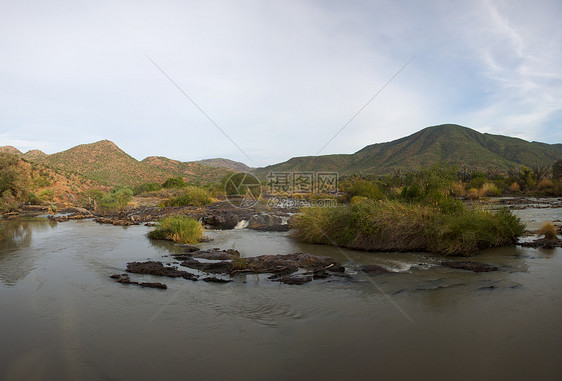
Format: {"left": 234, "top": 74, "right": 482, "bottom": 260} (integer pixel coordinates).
{"left": 1, "top": 207, "right": 561, "bottom": 380}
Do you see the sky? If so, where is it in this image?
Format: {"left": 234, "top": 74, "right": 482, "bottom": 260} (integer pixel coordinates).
{"left": 1, "top": 0, "right": 561, "bottom": 167}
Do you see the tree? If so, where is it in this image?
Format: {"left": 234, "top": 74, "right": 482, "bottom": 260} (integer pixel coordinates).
{"left": 518, "top": 166, "right": 536, "bottom": 191}
{"left": 553, "top": 159, "right": 562, "bottom": 180}
{"left": 0, "top": 153, "right": 31, "bottom": 211}
{"left": 162, "top": 177, "right": 185, "bottom": 188}
{"left": 532, "top": 165, "right": 550, "bottom": 182}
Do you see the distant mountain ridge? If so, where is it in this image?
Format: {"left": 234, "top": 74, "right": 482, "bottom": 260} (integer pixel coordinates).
{"left": 0, "top": 146, "right": 47, "bottom": 161}
{"left": 4, "top": 124, "right": 561, "bottom": 187}
{"left": 196, "top": 158, "right": 251, "bottom": 172}
{"left": 140, "top": 156, "right": 232, "bottom": 185}
{"left": 1, "top": 140, "right": 242, "bottom": 187}
{"left": 254, "top": 124, "right": 562, "bottom": 177}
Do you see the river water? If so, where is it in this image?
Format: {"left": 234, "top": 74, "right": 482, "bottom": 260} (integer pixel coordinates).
{"left": 1, "top": 208, "right": 561, "bottom": 380}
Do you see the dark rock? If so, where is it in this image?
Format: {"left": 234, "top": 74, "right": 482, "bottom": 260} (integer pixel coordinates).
{"left": 191, "top": 249, "right": 240, "bottom": 260}
{"left": 248, "top": 253, "right": 342, "bottom": 273}
{"left": 181, "top": 244, "right": 200, "bottom": 252}
{"left": 60, "top": 207, "right": 93, "bottom": 215}
{"left": 479, "top": 285, "right": 497, "bottom": 290}
{"left": 138, "top": 282, "right": 168, "bottom": 289}
{"left": 270, "top": 275, "right": 313, "bottom": 285}
{"left": 360, "top": 264, "right": 390, "bottom": 275}
{"left": 520, "top": 237, "right": 562, "bottom": 249}
{"left": 441, "top": 261, "right": 498, "bottom": 272}
{"left": 95, "top": 217, "right": 139, "bottom": 226}
{"left": 110, "top": 273, "right": 167, "bottom": 289}
{"left": 126, "top": 261, "right": 199, "bottom": 281}
{"left": 180, "top": 258, "right": 234, "bottom": 274}
{"left": 248, "top": 214, "right": 290, "bottom": 231}
{"left": 202, "top": 277, "right": 232, "bottom": 283}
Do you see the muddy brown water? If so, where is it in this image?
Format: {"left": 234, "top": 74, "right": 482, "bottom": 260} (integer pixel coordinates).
{"left": 1, "top": 207, "right": 561, "bottom": 380}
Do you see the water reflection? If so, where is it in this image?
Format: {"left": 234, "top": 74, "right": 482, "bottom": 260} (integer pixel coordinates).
{"left": 0, "top": 219, "right": 55, "bottom": 285}
{"left": 147, "top": 236, "right": 186, "bottom": 255}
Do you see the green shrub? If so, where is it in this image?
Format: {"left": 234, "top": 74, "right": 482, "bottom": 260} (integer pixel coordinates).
{"left": 341, "top": 178, "right": 383, "bottom": 201}
{"left": 26, "top": 192, "right": 41, "bottom": 205}
{"left": 133, "top": 182, "right": 162, "bottom": 195}
{"left": 162, "top": 177, "right": 185, "bottom": 189}
{"left": 147, "top": 215, "right": 204, "bottom": 243}
{"left": 79, "top": 189, "right": 104, "bottom": 210}
{"left": 292, "top": 198, "right": 524, "bottom": 256}
{"left": 38, "top": 188, "right": 55, "bottom": 202}
{"left": 163, "top": 186, "right": 212, "bottom": 207}
{"left": 99, "top": 187, "right": 133, "bottom": 211}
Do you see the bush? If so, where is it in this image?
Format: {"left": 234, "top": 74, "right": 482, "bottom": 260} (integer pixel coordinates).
{"left": 38, "top": 188, "right": 55, "bottom": 202}
{"left": 537, "top": 222, "right": 557, "bottom": 240}
{"left": 133, "top": 182, "right": 162, "bottom": 195}
{"left": 537, "top": 179, "right": 554, "bottom": 195}
{"left": 509, "top": 182, "right": 521, "bottom": 193}
{"left": 481, "top": 183, "right": 501, "bottom": 197}
{"left": 341, "top": 178, "right": 382, "bottom": 201}
{"left": 26, "top": 192, "right": 41, "bottom": 205}
{"left": 79, "top": 189, "right": 104, "bottom": 210}
{"left": 292, "top": 198, "right": 525, "bottom": 256}
{"left": 147, "top": 215, "right": 204, "bottom": 243}
{"left": 99, "top": 187, "right": 133, "bottom": 211}
{"left": 162, "top": 177, "right": 185, "bottom": 189}
{"left": 163, "top": 186, "right": 212, "bottom": 207}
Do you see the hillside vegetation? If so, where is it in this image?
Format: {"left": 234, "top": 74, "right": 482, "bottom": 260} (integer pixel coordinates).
{"left": 141, "top": 156, "right": 232, "bottom": 186}
{"left": 35, "top": 140, "right": 171, "bottom": 187}
{"left": 0, "top": 152, "right": 103, "bottom": 211}
{"left": 255, "top": 124, "right": 562, "bottom": 177}
{"left": 1, "top": 140, "right": 239, "bottom": 188}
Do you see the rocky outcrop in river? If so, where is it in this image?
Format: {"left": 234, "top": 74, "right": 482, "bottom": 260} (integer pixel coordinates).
{"left": 111, "top": 247, "right": 347, "bottom": 288}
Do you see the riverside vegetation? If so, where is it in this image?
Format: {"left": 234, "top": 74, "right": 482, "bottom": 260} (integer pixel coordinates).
{"left": 293, "top": 164, "right": 526, "bottom": 256}
{"left": 147, "top": 215, "right": 204, "bottom": 244}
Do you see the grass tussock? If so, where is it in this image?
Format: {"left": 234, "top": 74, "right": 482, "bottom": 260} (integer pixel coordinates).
{"left": 292, "top": 198, "right": 525, "bottom": 256}
{"left": 537, "top": 222, "right": 557, "bottom": 240}
{"left": 147, "top": 215, "right": 204, "bottom": 244}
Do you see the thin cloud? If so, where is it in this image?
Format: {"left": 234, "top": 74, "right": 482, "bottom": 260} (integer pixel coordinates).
{"left": 0, "top": 0, "right": 560, "bottom": 165}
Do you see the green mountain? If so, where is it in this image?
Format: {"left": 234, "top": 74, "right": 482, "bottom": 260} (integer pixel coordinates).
{"left": 254, "top": 124, "right": 562, "bottom": 177}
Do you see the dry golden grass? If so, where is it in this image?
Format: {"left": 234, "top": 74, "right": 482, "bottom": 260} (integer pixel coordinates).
{"left": 537, "top": 222, "right": 558, "bottom": 240}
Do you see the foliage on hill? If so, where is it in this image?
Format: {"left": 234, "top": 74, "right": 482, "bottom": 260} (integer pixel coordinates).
{"left": 197, "top": 158, "right": 251, "bottom": 172}
{"left": 254, "top": 124, "right": 562, "bottom": 177}
{"left": 0, "top": 153, "right": 102, "bottom": 211}
{"left": 36, "top": 140, "right": 171, "bottom": 187}
{"left": 141, "top": 156, "right": 232, "bottom": 186}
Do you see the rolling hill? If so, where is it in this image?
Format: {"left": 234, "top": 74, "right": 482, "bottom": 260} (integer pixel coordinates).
{"left": 141, "top": 156, "right": 233, "bottom": 185}
{"left": 6, "top": 124, "right": 561, "bottom": 188}
{"left": 35, "top": 140, "right": 172, "bottom": 187}
{"left": 0, "top": 146, "right": 48, "bottom": 161}
{"left": 254, "top": 124, "right": 562, "bottom": 177}
{"left": 197, "top": 158, "right": 251, "bottom": 172}
{"left": 16, "top": 140, "right": 236, "bottom": 187}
